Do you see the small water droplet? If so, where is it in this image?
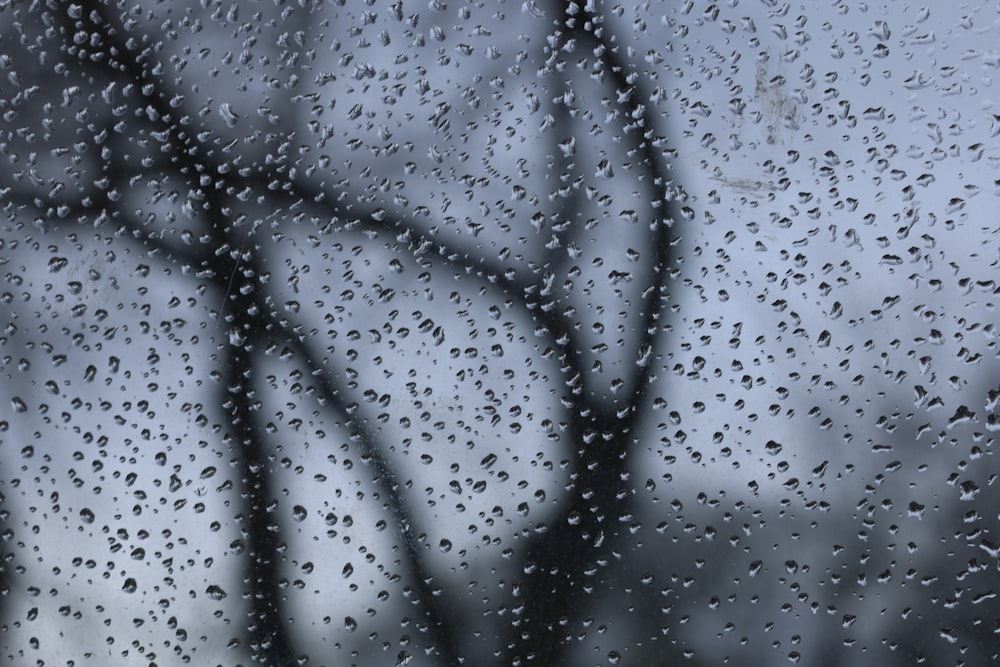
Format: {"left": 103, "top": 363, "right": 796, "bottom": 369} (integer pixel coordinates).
{"left": 48, "top": 257, "right": 69, "bottom": 273}
{"left": 206, "top": 585, "right": 228, "bottom": 600}
{"left": 219, "top": 103, "right": 239, "bottom": 127}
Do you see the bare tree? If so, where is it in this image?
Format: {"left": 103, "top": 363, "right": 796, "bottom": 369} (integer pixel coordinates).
{"left": 2, "top": 0, "right": 679, "bottom": 664}
{"left": 4, "top": 1, "right": 1000, "bottom": 666}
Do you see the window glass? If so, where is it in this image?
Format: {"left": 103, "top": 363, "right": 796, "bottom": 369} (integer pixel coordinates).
{"left": 2, "top": 1, "right": 998, "bottom": 665}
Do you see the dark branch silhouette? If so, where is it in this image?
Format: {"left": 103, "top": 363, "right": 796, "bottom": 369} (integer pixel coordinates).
{"left": 8, "top": 0, "right": 680, "bottom": 665}
{"left": 501, "top": 1, "right": 677, "bottom": 663}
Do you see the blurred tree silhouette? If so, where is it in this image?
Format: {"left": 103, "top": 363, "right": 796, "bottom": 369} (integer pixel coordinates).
{"left": 5, "top": 1, "right": 1000, "bottom": 666}
{"left": 1, "top": 0, "right": 681, "bottom": 665}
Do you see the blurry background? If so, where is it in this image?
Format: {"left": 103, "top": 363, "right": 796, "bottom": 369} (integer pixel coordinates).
{"left": 2, "top": 0, "right": 999, "bottom": 665}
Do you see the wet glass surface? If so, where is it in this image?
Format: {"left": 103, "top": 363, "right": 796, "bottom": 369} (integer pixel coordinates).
{"left": 2, "top": 1, "right": 999, "bottom": 665}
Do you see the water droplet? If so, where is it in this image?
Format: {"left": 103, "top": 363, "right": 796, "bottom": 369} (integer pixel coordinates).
{"left": 206, "top": 585, "right": 227, "bottom": 600}
{"left": 219, "top": 103, "right": 239, "bottom": 127}
{"left": 48, "top": 257, "right": 69, "bottom": 273}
